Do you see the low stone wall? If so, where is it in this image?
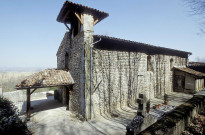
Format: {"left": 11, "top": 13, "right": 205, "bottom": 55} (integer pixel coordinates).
{"left": 139, "top": 95, "right": 205, "bottom": 135}
{"left": 3, "top": 91, "right": 26, "bottom": 114}
{"left": 3, "top": 90, "right": 54, "bottom": 115}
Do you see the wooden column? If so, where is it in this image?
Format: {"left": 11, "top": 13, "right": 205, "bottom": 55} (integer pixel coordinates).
{"left": 27, "top": 88, "right": 31, "bottom": 119}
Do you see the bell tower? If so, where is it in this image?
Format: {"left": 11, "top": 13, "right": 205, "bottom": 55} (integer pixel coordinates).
{"left": 57, "top": 1, "right": 108, "bottom": 120}
{"left": 57, "top": 1, "right": 108, "bottom": 39}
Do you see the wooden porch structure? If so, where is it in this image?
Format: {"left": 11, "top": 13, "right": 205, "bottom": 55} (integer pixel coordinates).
{"left": 16, "top": 69, "right": 74, "bottom": 119}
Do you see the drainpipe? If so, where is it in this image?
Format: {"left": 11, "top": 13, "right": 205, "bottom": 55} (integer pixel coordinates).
{"left": 89, "top": 38, "right": 101, "bottom": 119}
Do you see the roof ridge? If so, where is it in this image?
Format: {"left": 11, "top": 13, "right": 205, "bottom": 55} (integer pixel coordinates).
{"left": 66, "top": 1, "right": 108, "bottom": 15}
{"left": 57, "top": 1, "right": 109, "bottom": 23}
{"left": 174, "top": 67, "right": 205, "bottom": 77}
{"left": 94, "top": 35, "right": 192, "bottom": 55}
{"left": 16, "top": 69, "right": 74, "bottom": 89}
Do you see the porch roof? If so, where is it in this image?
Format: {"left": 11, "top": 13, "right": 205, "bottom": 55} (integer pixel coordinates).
{"left": 174, "top": 67, "right": 205, "bottom": 78}
{"left": 16, "top": 69, "right": 74, "bottom": 90}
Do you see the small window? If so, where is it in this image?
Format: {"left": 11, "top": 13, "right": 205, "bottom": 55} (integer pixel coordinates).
{"left": 147, "top": 55, "right": 152, "bottom": 71}
{"left": 170, "top": 58, "right": 173, "bottom": 71}
{"left": 71, "top": 20, "right": 81, "bottom": 37}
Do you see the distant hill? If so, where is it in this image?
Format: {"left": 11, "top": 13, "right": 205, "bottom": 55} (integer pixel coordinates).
{"left": 0, "top": 72, "right": 35, "bottom": 92}
{"left": 0, "top": 67, "right": 48, "bottom": 72}
{"left": 0, "top": 67, "right": 56, "bottom": 92}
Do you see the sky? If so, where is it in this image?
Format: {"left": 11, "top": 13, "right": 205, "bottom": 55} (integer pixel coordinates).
{"left": 0, "top": 0, "right": 205, "bottom": 69}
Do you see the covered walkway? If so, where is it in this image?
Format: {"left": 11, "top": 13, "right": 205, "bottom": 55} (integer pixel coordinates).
{"left": 16, "top": 69, "right": 74, "bottom": 118}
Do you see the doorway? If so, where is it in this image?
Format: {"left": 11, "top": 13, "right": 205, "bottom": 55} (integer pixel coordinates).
{"left": 65, "top": 85, "right": 73, "bottom": 110}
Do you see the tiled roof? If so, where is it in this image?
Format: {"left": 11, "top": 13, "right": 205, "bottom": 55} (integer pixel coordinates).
{"left": 16, "top": 69, "right": 74, "bottom": 89}
{"left": 94, "top": 35, "right": 192, "bottom": 58}
{"left": 57, "top": 1, "right": 109, "bottom": 23}
{"left": 189, "top": 62, "right": 205, "bottom": 67}
{"left": 174, "top": 67, "right": 205, "bottom": 78}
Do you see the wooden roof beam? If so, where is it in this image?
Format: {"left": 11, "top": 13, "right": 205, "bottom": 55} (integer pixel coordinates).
{"left": 74, "top": 12, "right": 84, "bottom": 24}
{"left": 93, "top": 19, "right": 99, "bottom": 25}
{"left": 62, "top": 10, "right": 71, "bottom": 23}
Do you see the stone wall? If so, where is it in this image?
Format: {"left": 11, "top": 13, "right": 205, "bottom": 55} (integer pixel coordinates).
{"left": 57, "top": 31, "right": 188, "bottom": 118}
{"left": 57, "top": 31, "right": 85, "bottom": 116}
{"left": 3, "top": 91, "right": 26, "bottom": 114}
{"left": 69, "top": 32, "right": 85, "bottom": 116}
{"left": 57, "top": 31, "right": 70, "bottom": 70}
{"left": 195, "top": 79, "right": 204, "bottom": 91}
{"left": 92, "top": 49, "right": 187, "bottom": 116}
{"left": 57, "top": 14, "right": 95, "bottom": 119}
{"left": 56, "top": 15, "right": 188, "bottom": 119}
{"left": 139, "top": 95, "right": 205, "bottom": 135}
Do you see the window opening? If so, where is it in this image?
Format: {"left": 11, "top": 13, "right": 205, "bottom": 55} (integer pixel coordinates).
{"left": 147, "top": 55, "right": 152, "bottom": 71}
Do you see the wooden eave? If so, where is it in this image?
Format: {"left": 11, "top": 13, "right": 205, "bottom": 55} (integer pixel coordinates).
{"left": 16, "top": 84, "right": 75, "bottom": 90}
{"left": 174, "top": 67, "right": 205, "bottom": 79}
{"left": 56, "top": 1, "right": 109, "bottom": 24}
{"left": 94, "top": 35, "right": 192, "bottom": 58}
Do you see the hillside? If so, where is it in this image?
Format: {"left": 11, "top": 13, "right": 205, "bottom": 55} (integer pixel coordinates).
{"left": 0, "top": 72, "right": 35, "bottom": 92}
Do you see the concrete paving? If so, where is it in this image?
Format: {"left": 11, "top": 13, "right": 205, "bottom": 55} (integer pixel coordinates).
{"left": 26, "top": 96, "right": 136, "bottom": 135}
{"left": 24, "top": 92, "right": 194, "bottom": 135}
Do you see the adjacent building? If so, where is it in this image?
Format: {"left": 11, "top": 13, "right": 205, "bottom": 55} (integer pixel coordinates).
{"left": 174, "top": 67, "right": 205, "bottom": 93}
{"left": 188, "top": 62, "right": 205, "bottom": 73}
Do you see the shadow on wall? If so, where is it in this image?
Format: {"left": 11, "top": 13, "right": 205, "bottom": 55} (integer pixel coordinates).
{"left": 93, "top": 50, "right": 142, "bottom": 115}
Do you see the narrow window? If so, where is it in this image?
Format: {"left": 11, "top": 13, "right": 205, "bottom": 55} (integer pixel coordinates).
{"left": 170, "top": 58, "right": 173, "bottom": 71}
{"left": 65, "top": 53, "right": 69, "bottom": 71}
{"left": 71, "top": 20, "right": 81, "bottom": 37}
{"left": 147, "top": 55, "right": 152, "bottom": 71}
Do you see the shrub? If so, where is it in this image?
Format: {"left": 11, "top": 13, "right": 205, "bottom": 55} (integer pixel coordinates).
{"left": 0, "top": 97, "right": 31, "bottom": 135}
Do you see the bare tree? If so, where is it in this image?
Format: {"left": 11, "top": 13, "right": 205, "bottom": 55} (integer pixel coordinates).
{"left": 186, "top": 0, "right": 205, "bottom": 33}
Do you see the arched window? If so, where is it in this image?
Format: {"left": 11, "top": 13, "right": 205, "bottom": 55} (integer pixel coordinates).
{"left": 147, "top": 55, "right": 152, "bottom": 71}
{"left": 65, "top": 52, "right": 69, "bottom": 71}
{"left": 170, "top": 58, "right": 173, "bottom": 70}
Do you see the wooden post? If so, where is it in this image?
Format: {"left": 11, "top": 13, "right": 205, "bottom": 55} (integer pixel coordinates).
{"left": 27, "top": 88, "right": 31, "bottom": 119}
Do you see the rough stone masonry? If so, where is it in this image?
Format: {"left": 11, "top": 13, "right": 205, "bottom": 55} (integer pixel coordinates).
{"left": 56, "top": 1, "right": 191, "bottom": 120}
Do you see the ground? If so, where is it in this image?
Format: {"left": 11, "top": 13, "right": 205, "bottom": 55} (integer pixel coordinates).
{"left": 181, "top": 112, "right": 205, "bottom": 135}
{"left": 23, "top": 92, "right": 193, "bottom": 135}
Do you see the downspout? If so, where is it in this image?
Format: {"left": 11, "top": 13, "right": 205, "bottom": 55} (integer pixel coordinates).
{"left": 89, "top": 38, "right": 101, "bottom": 119}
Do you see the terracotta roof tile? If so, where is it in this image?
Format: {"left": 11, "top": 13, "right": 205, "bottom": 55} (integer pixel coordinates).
{"left": 174, "top": 67, "right": 205, "bottom": 77}
{"left": 16, "top": 69, "right": 74, "bottom": 89}
{"left": 57, "top": 1, "right": 109, "bottom": 23}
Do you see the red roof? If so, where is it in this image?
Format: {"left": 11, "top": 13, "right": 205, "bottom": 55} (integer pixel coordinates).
{"left": 16, "top": 69, "right": 74, "bottom": 89}
{"left": 174, "top": 67, "right": 205, "bottom": 78}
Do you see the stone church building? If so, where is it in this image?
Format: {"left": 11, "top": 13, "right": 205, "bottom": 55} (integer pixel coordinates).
{"left": 56, "top": 1, "right": 194, "bottom": 120}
